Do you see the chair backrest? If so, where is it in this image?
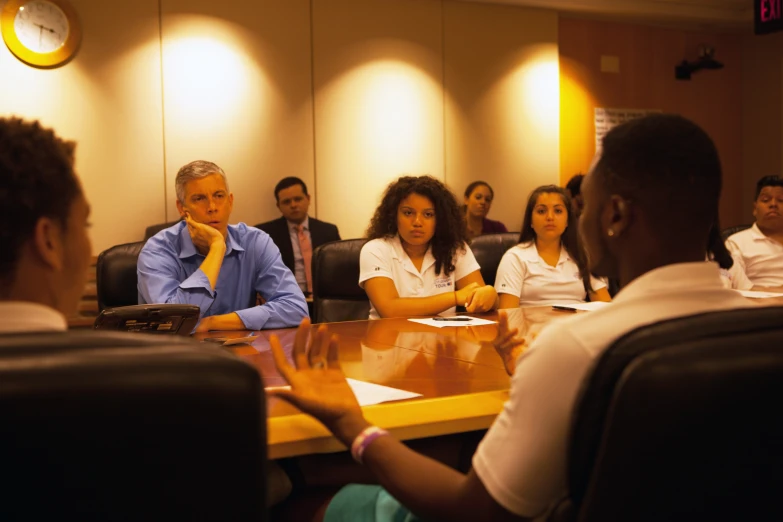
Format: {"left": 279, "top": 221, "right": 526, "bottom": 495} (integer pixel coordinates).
{"left": 0, "top": 330, "right": 266, "bottom": 521}
{"left": 721, "top": 223, "right": 751, "bottom": 241}
{"left": 553, "top": 306, "right": 783, "bottom": 522}
{"left": 468, "top": 232, "right": 519, "bottom": 286}
{"left": 312, "top": 238, "right": 370, "bottom": 323}
{"left": 144, "top": 219, "right": 181, "bottom": 240}
{"left": 96, "top": 240, "right": 145, "bottom": 311}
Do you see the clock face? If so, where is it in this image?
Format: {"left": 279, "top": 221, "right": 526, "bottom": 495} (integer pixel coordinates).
{"left": 13, "top": 0, "right": 69, "bottom": 54}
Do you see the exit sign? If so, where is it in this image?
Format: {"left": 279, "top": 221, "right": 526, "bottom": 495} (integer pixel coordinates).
{"left": 755, "top": 0, "right": 783, "bottom": 34}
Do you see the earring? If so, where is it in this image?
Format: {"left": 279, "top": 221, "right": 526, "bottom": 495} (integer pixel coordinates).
{"left": 607, "top": 229, "right": 615, "bottom": 237}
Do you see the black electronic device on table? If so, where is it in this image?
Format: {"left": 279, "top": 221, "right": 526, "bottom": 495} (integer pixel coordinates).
{"left": 93, "top": 304, "right": 200, "bottom": 336}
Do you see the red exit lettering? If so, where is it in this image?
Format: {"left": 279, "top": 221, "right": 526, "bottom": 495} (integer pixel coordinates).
{"left": 761, "top": 0, "right": 781, "bottom": 21}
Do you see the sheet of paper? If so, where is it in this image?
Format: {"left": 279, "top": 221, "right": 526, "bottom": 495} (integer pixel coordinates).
{"left": 266, "top": 379, "right": 421, "bottom": 407}
{"left": 407, "top": 316, "right": 498, "bottom": 328}
{"left": 736, "top": 290, "right": 783, "bottom": 299}
{"left": 344, "top": 378, "right": 422, "bottom": 406}
{"left": 550, "top": 302, "right": 611, "bottom": 312}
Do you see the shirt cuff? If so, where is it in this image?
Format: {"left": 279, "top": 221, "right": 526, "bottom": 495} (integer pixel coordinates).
{"left": 179, "top": 269, "right": 215, "bottom": 297}
{"left": 235, "top": 306, "right": 271, "bottom": 331}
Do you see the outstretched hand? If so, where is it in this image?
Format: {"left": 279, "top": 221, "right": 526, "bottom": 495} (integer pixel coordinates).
{"left": 268, "top": 319, "right": 370, "bottom": 445}
{"left": 485, "top": 311, "right": 528, "bottom": 376}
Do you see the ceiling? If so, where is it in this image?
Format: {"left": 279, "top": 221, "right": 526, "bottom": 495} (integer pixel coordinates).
{"left": 461, "top": 0, "right": 754, "bottom": 31}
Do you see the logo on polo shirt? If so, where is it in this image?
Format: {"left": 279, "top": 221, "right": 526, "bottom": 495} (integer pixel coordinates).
{"left": 434, "top": 277, "right": 452, "bottom": 289}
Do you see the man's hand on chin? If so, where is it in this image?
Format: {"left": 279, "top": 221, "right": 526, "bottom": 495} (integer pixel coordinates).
{"left": 184, "top": 212, "right": 225, "bottom": 252}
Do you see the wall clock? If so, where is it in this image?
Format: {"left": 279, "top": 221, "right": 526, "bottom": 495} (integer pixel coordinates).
{"left": 1, "top": 0, "right": 81, "bottom": 68}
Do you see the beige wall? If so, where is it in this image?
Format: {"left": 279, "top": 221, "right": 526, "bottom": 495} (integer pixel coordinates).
{"left": 742, "top": 31, "right": 783, "bottom": 221}
{"left": 2, "top": 0, "right": 558, "bottom": 250}
{"left": 0, "top": 0, "right": 165, "bottom": 253}
{"left": 160, "top": 0, "right": 314, "bottom": 227}
{"left": 559, "top": 17, "right": 745, "bottom": 227}
{"left": 444, "top": 2, "right": 559, "bottom": 232}
{"left": 312, "top": 0, "right": 445, "bottom": 240}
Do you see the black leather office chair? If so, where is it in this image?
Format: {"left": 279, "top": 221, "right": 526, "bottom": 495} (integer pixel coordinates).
{"left": 0, "top": 330, "right": 266, "bottom": 521}
{"left": 468, "top": 232, "right": 519, "bottom": 286}
{"left": 550, "top": 306, "right": 783, "bottom": 522}
{"left": 721, "top": 223, "right": 751, "bottom": 241}
{"left": 96, "top": 240, "right": 145, "bottom": 311}
{"left": 311, "top": 238, "right": 370, "bottom": 323}
{"left": 144, "top": 219, "right": 181, "bottom": 240}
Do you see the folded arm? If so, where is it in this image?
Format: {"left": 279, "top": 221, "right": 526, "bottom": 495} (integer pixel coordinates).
{"left": 137, "top": 243, "right": 221, "bottom": 314}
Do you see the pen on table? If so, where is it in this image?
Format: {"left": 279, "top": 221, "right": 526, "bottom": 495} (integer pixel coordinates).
{"left": 551, "top": 305, "right": 578, "bottom": 312}
{"left": 432, "top": 317, "right": 472, "bottom": 321}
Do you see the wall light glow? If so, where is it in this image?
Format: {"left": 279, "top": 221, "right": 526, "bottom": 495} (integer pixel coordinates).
{"left": 316, "top": 58, "right": 444, "bottom": 239}
{"left": 505, "top": 47, "right": 559, "bottom": 139}
{"left": 164, "top": 35, "right": 251, "bottom": 130}
{"left": 559, "top": 56, "right": 599, "bottom": 184}
{"left": 358, "top": 61, "right": 430, "bottom": 171}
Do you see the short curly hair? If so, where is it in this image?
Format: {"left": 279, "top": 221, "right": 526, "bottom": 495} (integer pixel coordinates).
{"left": 0, "top": 118, "right": 79, "bottom": 289}
{"left": 366, "top": 175, "right": 468, "bottom": 277}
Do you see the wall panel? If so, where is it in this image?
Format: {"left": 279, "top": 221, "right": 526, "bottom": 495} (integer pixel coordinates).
{"left": 741, "top": 32, "right": 782, "bottom": 220}
{"left": 160, "top": 0, "right": 314, "bottom": 227}
{"left": 0, "top": 0, "right": 164, "bottom": 253}
{"left": 444, "top": 2, "right": 559, "bottom": 232}
{"left": 312, "top": 0, "right": 445, "bottom": 240}
{"left": 559, "top": 17, "right": 743, "bottom": 226}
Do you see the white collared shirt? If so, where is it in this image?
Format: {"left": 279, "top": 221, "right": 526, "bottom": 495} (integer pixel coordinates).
{"left": 712, "top": 259, "right": 753, "bottom": 290}
{"left": 494, "top": 242, "right": 606, "bottom": 306}
{"left": 287, "top": 216, "right": 311, "bottom": 293}
{"left": 0, "top": 302, "right": 67, "bottom": 333}
{"left": 473, "top": 262, "right": 756, "bottom": 518}
{"left": 727, "top": 224, "right": 783, "bottom": 287}
{"left": 358, "top": 235, "right": 481, "bottom": 319}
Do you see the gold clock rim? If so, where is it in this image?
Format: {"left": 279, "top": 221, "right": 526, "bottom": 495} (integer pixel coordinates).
{"left": 1, "top": 0, "right": 81, "bottom": 68}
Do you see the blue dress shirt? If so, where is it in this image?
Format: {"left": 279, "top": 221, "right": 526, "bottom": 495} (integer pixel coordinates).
{"left": 137, "top": 221, "right": 308, "bottom": 330}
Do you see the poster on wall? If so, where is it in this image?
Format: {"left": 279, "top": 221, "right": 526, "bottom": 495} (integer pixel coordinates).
{"left": 594, "top": 108, "right": 661, "bottom": 153}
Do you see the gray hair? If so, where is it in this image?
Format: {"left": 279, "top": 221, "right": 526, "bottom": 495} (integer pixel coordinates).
{"left": 175, "top": 160, "right": 229, "bottom": 203}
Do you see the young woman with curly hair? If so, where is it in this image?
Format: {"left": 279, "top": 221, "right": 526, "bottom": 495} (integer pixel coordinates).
{"left": 495, "top": 185, "right": 611, "bottom": 308}
{"left": 359, "top": 175, "right": 498, "bottom": 319}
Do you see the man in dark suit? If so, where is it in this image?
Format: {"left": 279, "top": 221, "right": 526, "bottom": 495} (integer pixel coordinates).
{"left": 256, "top": 177, "right": 341, "bottom": 295}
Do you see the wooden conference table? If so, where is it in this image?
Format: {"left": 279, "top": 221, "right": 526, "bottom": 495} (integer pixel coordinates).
{"left": 195, "top": 306, "right": 567, "bottom": 459}
{"left": 202, "top": 296, "right": 783, "bottom": 460}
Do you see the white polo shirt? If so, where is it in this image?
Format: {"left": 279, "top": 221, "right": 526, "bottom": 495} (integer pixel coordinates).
{"left": 0, "top": 302, "right": 67, "bottom": 333}
{"left": 472, "top": 262, "right": 755, "bottom": 518}
{"left": 359, "top": 235, "right": 481, "bottom": 319}
{"left": 715, "top": 260, "right": 753, "bottom": 290}
{"left": 494, "top": 242, "right": 606, "bottom": 306}
{"left": 727, "top": 224, "right": 783, "bottom": 287}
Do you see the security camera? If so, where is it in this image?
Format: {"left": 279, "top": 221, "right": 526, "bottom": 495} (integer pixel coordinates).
{"left": 675, "top": 45, "right": 724, "bottom": 80}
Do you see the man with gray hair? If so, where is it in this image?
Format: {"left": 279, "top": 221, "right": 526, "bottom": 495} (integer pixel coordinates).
{"left": 137, "top": 160, "right": 308, "bottom": 331}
